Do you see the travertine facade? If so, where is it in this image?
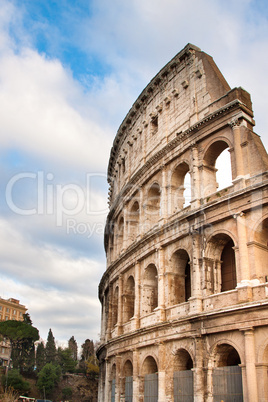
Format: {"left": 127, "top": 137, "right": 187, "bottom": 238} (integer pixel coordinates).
{"left": 97, "top": 44, "right": 268, "bottom": 401}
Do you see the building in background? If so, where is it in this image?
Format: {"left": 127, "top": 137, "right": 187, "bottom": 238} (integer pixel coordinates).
{"left": 97, "top": 44, "right": 268, "bottom": 401}
{"left": 0, "top": 298, "right": 27, "bottom": 366}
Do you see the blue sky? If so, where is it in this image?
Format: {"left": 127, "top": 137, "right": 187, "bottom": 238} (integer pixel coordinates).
{"left": 0, "top": 0, "right": 267, "bottom": 347}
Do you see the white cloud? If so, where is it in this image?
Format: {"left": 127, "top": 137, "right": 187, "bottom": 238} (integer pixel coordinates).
{"left": 0, "top": 0, "right": 267, "bottom": 347}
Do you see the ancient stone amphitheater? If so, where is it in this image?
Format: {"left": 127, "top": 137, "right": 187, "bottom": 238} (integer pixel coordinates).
{"left": 97, "top": 44, "right": 268, "bottom": 401}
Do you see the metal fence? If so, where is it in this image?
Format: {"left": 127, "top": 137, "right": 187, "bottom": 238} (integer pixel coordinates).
{"left": 125, "top": 376, "right": 133, "bottom": 402}
{"left": 111, "top": 378, "right": 116, "bottom": 402}
{"left": 173, "top": 370, "right": 194, "bottom": 402}
{"left": 144, "top": 372, "right": 158, "bottom": 402}
{"left": 212, "top": 365, "right": 243, "bottom": 401}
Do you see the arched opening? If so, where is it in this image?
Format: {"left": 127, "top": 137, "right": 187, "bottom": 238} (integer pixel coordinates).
{"left": 215, "top": 148, "right": 232, "bottom": 190}
{"left": 171, "top": 162, "right": 191, "bottom": 212}
{"left": 142, "top": 264, "right": 158, "bottom": 315}
{"left": 123, "top": 276, "right": 135, "bottom": 323}
{"left": 205, "top": 234, "right": 236, "bottom": 295}
{"left": 146, "top": 183, "right": 161, "bottom": 226}
{"left": 212, "top": 344, "right": 243, "bottom": 401}
{"left": 174, "top": 349, "right": 193, "bottom": 401}
{"left": 253, "top": 218, "right": 268, "bottom": 281}
{"left": 111, "top": 287, "right": 119, "bottom": 327}
{"left": 221, "top": 239, "right": 236, "bottom": 292}
{"left": 122, "top": 360, "right": 133, "bottom": 402}
{"left": 142, "top": 356, "right": 158, "bottom": 402}
{"left": 202, "top": 140, "right": 231, "bottom": 197}
{"left": 129, "top": 201, "right": 139, "bottom": 242}
{"left": 170, "top": 250, "right": 191, "bottom": 305}
{"left": 111, "top": 363, "right": 116, "bottom": 402}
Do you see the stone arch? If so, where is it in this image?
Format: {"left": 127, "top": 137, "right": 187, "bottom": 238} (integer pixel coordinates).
{"left": 252, "top": 217, "right": 268, "bottom": 281}
{"left": 209, "top": 342, "right": 243, "bottom": 401}
{"left": 122, "top": 359, "right": 133, "bottom": 376}
{"left": 123, "top": 275, "right": 135, "bottom": 323}
{"left": 205, "top": 232, "right": 237, "bottom": 294}
{"left": 170, "top": 161, "right": 191, "bottom": 212}
{"left": 128, "top": 200, "right": 140, "bottom": 242}
{"left": 146, "top": 182, "right": 161, "bottom": 226}
{"left": 169, "top": 249, "right": 191, "bottom": 305}
{"left": 142, "top": 264, "right": 158, "bottom": 315}
{"left": 173, "top": 348, "right": 194, "bottom": 401}
{"left": 121, "top": 359, "right": 134, "bottom": 401}
{"left": 202, "top": 139, "right": 231, "bottom": 197}
{"left": 141, "top": 355, "right": 158, "bottom": 401}
{"left": 174, "top": 348, "right": 194, "bottom": 371}
{"left": 111, "top": 286, "right": 119, "bottom": 327}
{"left": 141, "top": 355, "right": 158, "bottom": 375}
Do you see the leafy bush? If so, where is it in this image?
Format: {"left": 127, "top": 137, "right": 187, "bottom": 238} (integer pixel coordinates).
{"left": 2, "top": 369, "right": 30, "bottom": 394}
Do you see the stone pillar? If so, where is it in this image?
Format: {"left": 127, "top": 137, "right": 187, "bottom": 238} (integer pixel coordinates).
{"left": 104, "top": 358, "right": 110, "bottom": 402}
{"left": 230, "top": 119, "right": 244, "bottom": 179}
{"left": 115, "top": 355, "right": 121, "bottom": 402}
{"left": 235, "top": 212, "right": 250, "bottom": 282}
{"left": 117, "top": 275, "right": 123, "bottom": 335}
{"left": 161, "top": 166, "right": 168, "bottom": 220}
{"left": 139, "top": 186, "right": 145, "bottom": 236}
{"left": 106, "top": 285, "right": 112, "bottom": 341}
{"left": 158, "top": 247, "right": 166, "bottom": 321}
{"left": 193, "top": 337, "right": 204, "bottom": 402}
{"left": 243, "top": 328, "right": 258, "bottom": 401}
{"left": 191, "top": 145, "right": 201, "bottom": 209}
{"left": 123, "top": 209, "right": 128, "bottom": 251}
{"left": 205, "top": 361, "right": 213, "bottom": 402}
{"left": 158, "top": 342, "right": 166, "bottom": 402}
{"left": 134, "top": 261, "right": 141, "bottom": 329}
{"left": 132, "top": 349, "right": 140, "bottom": 401}
{"left": 190, "top": 232, "right": 202, "bottom": 313}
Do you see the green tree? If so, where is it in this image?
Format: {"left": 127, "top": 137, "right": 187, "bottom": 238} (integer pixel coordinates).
{"left": 57, "top": 347, "right": 77, "bottom": 374}
{"left": 2, "top": 369, "right": 30, "bottom": 394}
{"left": 45, "top": 329, "right": 57, "bottom": 364}
{"left": 68, "top": 336, "right": 78, "bottom": 360}
{"left": 37, "top": 363, "right": 61, "bottom": 398}
{"left": 0, "top": 320, "right": 39, "bottom": 372}
{"left": 81, "top": 339, "right": 94, "bottom": 361}
{"left": 36, "top": 342, "right": 46, "bottom": 372}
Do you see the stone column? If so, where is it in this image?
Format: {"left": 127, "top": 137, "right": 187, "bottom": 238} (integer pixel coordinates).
{"left": 104, "top": 358, "right": 110, "bottom": 402}
{"left": 132, "top": 349, "right": 140, "bottom": 401}
{"left": 230, "top": 119, "right": 244, "bottom": 179}
{"left": 158, "top": 247, "right": 166, "bottom": 321}
{"left": 235, "top": 212, "right": 250, "bottom": 282}
{"left": 243, "top": 328, "right": 258, "bottom": 401}
{"left": 106, "top": 285, "right": 112, "bottom": 341}
{"left": 134, "top": 261, "right": 141, "bottom": 329}
{"left": 115, "top": 355, "right": 121, "bottom": 402}
{"left": 190, "top": 232, "right": 202, "bottom": 313}
{"left": 158, "top": 342, "right": 166, "bottom": 402}
{"left": 117, "top": 275, "right": 123, "bottom": 335}
{"left": 193, "top": 337, "right": 204, "bottom": 402}
{"left": 139, "top": 186, "right": 145, "bottom": 236}
{"left": 123, "top": 208, "right": 128, "bottom": 250}
{"left": 191, "top": 145, "right": 201, "bottom": 209}
{"left": 161, "top": 166, "right": 168, "bottom": 220}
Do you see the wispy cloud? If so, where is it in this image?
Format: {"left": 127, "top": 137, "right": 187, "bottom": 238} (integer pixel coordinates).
{"left": 0, "top": 0, "right": 267, "bottom": 346}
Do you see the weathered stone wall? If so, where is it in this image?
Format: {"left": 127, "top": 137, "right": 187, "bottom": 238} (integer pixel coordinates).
{"left": 98, "top": 44, "right": 268, "bottom": 401}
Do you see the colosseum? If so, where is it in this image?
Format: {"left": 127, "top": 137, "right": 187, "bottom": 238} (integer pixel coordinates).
{"left": 97, "top": 44, "right": 268, "bottom": 401}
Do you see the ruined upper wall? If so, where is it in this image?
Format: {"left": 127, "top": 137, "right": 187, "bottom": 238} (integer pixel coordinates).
{"left": 107, "top": 44, "right": 254, "bottom": 204}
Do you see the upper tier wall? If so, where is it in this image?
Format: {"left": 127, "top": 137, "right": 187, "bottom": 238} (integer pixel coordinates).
{"left": 107, "top": 44, "right": 240, "bottom": 204}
